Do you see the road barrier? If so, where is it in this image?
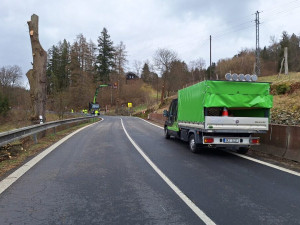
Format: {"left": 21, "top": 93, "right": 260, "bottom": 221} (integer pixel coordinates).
{"left": 148, "top": 113, "right": 300, "bottom": 163}
{"left": 0, "top": 116, "right": 96, "bottom": 147}
{"left": 255, "top": 124, "right": 300, "bottom": 162}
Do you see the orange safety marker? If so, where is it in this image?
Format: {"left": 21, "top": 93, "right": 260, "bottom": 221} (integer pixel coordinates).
{"left": 222, "top": 107, "right": 228, "bottom": 116}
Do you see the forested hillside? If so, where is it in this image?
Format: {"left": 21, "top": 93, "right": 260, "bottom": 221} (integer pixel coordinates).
{"left": 1, "top": 30, "right": 300, "bottom": 129}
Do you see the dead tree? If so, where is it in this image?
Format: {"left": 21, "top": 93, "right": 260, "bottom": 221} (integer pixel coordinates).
{"left": 26, "top": 14, "right": 47, "bottom": 124}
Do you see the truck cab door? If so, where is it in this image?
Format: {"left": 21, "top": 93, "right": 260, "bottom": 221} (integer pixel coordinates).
{"left": 166, "top": 99, "right": 178, "bottom": 127}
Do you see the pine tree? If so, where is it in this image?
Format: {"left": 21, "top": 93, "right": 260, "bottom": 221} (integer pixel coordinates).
{"left": 46, "top": 40, "right": 71, "bottom": 94}
{"left": 141, "top": 63, "right": 151, "bottom": 83}
{"left": 96, "top": 28, "right": 115, "bottom": 82}
{"left": 69, "top": 42, "right": 81, "bottom": 87}
{"left": 59, "top": 39, "right": 71, "bottom": 89}
{"left": 289, "top": 33, "right": 300, "bottom": 71}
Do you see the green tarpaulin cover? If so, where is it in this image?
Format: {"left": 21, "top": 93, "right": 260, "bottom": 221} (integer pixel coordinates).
{"left": 178, "top": 80, "right": 273, "bottom": 123}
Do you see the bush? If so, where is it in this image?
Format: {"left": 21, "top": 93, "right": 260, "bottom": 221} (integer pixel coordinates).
{"left": 271, "top": 83, "right": 290, "bottom": 95}
{"left": 0, "top": 93, "right": 10, "bottom": 116}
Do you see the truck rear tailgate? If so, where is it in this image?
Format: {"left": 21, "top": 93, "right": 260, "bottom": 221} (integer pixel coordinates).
{"left": 205, "top": 116, "right": 268, "bottom": 131}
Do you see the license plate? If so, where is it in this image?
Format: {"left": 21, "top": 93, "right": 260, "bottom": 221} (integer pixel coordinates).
{"left": 223, "top": 138, "right": 239, "bottom": 143}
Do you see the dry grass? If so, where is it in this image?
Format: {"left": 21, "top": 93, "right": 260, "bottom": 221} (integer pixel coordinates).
{"left": 273, "top": 89, "right": 300, "bottom": 111}
{"left": 258, "top": 72, "right": 300, "bottom": 111}
{"left": 0, "top": 111, "right": 80, "bottom": 133}
{"left": 258, "top": 72, "right": 300, "bottom": 84}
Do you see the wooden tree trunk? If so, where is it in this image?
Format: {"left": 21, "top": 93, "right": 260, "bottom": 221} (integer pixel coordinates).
{"left": 160, "top": 79, "right": 165, "bottom": 105}
{"left": 26, "top": 14, "right": 47, "bottom": 124}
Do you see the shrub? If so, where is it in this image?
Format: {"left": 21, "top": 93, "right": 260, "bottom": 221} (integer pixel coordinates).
{"left": 0, "top": 93, "right": 10, "bottom": 116}
{"left": 271, "top": 83, "right": 290, "bottom": 95}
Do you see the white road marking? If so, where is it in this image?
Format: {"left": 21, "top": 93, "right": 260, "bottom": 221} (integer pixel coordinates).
{"left": 121, "top": 118, "right": 216, "bottom": 225}
{"left": 139, "top": 118, "right": 164, "bottom": 129}
{"left": 138, "top": 117, "right": 300, "bottom": 177}
{"left": 230, "top": 152, "right": 300, "bottom": 177}
{"left": 0, "top": 119, "right": 103, "bottom": 195}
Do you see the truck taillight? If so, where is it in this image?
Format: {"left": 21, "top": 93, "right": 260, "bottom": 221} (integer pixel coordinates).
{"left": 204, "top": 138, "right": 214, "bottom": 143}
{"left": 251, "top": 138, "right": 260, "bottom": 144}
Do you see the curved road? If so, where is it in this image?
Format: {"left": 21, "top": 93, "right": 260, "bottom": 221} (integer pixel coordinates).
{"left": 0, "top": 116, "right": 299, "bottom": 225}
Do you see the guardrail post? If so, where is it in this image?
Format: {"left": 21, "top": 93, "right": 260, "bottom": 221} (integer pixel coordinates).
{"left": 33, "top": 134, "right": 38, "bottom": 144}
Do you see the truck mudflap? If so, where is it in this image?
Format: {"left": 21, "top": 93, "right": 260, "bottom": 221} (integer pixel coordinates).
{"left": 203, "top": 136, "right": 260, "bottom": 145}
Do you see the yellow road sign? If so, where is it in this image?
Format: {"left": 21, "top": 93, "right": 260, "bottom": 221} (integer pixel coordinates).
{"left": 128, "top": 102, "right": 132, "bottom": 108}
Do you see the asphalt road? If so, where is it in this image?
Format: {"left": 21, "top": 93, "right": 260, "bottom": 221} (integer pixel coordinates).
{"left": 0, "top": 116, "right": 300, "bottom": 225}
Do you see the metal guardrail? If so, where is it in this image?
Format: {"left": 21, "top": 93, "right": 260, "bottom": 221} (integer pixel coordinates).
{"left": 0, "top": 116, "right": 96, "bottom": 147}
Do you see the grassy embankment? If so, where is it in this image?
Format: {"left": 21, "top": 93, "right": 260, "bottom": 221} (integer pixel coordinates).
{"left": 259, "top": 72, "right": 300, "bottom": 125}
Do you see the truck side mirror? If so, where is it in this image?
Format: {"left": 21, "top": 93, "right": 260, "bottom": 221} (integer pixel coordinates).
{"left": 163, "top": 110, "right": 169, "bottom": 117}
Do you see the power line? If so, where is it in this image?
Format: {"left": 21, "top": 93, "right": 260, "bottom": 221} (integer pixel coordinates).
{"left": 160, "top": 0, "right": 300, "bottom": 67}
{"left": 213, "top": 23, "right": 254, "bottom": 40}
{"left": 261, "top": 4, "right": 300, "bottom": 24}
{"left": 212, "top": 20, "right": 254, "bottom": 37}
{"left": 212, "top": 0, "right": 300, "bottom": 40}
{"left": 261, "top": 0, "right": 299, "bottom": 15}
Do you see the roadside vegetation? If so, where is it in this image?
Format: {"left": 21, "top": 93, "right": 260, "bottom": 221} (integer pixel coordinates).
{"left": 259, "top": 72, "right": 300, "bottom": 125}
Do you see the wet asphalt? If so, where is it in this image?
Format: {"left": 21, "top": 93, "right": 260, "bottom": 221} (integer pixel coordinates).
{"left": 0, "top": 116, "right": 300, "bottom": 225}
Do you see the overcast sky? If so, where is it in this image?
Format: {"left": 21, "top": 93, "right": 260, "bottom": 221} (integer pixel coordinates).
{"left": 1, "top": 0, "right": 300, "bottom": 86}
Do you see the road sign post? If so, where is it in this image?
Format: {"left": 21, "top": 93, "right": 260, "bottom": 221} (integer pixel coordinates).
{"left": 128, "top": 103, "right": 132, "bottom": 116}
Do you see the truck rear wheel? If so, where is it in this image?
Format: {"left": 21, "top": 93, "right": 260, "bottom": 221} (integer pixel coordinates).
{"left": 189, "top": 134, "right": 199, "bottom": 153}
{"left": 164, "top": 127, "right": 170, "bottom": 139}
{"left": 237, "top": 147, "right": 249, "bottom": 154}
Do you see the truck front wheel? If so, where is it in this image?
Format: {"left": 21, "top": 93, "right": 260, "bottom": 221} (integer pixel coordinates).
{"left": 189, "top": 134, "right": 199, "bottom": 153}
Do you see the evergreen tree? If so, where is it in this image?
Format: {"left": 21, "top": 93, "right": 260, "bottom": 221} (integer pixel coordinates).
{"left": 69, "top": 42, "right": 81, "bottom": 87}
{"left": 96, "top": 28, "right": 115, "bottom": 82}
{"left": 206, "top": 62, "right": 216, "bottom": 80}
{"left": 46, "top": 40, "right": 71, "bottom": 94}
{"left": 46, "top": 45, "right": 59, "bottom": 94}
{"left": 141, "top": 63, "right": 151, "bottom": 83}
{"left": 168, "top": 60, "right": 189, "bottom": 93}
{"left": 59, "top": 39, "right": 71, "bottom": 89}
{"left": 289, "top": 33, "right": 300, "bottom": 71}
{"left": 261, "top": 46, "right": 269, "bottom": 61}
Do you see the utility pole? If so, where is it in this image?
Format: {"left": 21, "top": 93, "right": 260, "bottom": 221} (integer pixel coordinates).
{"left": 284, "top": 47, "right": 288, "bottom": 75}
{"left": 156, "top": 75, "right": 159, "bottom": 104}
{"left": 209, "top": 35, "right": 212, "bottom": 80}
{"left": 255, "top": 11, "right": 260, "bottom": 76}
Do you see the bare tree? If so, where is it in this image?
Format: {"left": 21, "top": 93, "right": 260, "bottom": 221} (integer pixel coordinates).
{"left": 133, "top": 60, "right": 142, "bottom": 77}
{"left": 26, "top": 14, "right": 47, "bottom": 123}
{"left": 153, "top": 48, "right": 177, "bottom": 104}
{"left": 114, "top": 41, "right": 128, "bottom": 112}
{"left": 189, "top": 58, "right": 206, "bottom": 83}
{"left": 0, "top": 65, "right": 22, "bottom": 87}
{"left": 114, "top": 41, "right": 128, "bottom": 75}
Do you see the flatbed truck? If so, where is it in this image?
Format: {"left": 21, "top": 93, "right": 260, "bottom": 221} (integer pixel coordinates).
{"left": 163, "top": 79, "right": 273, "bottom": 153}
